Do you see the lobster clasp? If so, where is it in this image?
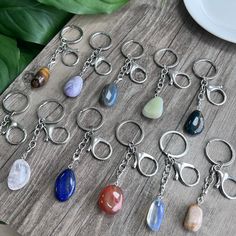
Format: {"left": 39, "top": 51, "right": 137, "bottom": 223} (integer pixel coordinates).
{"left": 214, "top": 170, "right": 236, "bottom": 200}
{"left": 5, "top": 119, "right": 27, "bottom": 145}
{"left": 129, "top": 61, "right": 147, "bottom": 84}
{"left": 173, "top": 161, "right": 200, "bottom": 187}
{"left": 206, "top": 84, "right": 227, "bottom": 106}
{"left": 43, "top": 124, "right": 70, "bottom": 145}
{"left": 168, "top": 70, "right": 191, "bottom": 89}
{"left": 92, "top": 55, "right": 112, "bottom": 76}
{"left": 133, "top": 152, "right": 158, "bottom": 177}
{"left": 87, "top": 134, "right": 113, "bottom": 161}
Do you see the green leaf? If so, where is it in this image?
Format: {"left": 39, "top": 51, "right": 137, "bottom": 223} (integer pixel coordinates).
{"left": 0, "top": 0, "right": 71, "bottom": 45}
{"left": 38, "top": 0, "right": 129, "bottom": 14}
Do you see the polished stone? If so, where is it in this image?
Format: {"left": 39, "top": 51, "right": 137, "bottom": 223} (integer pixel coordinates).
{"left": 142, "top": 96, "right": 164, "bottom": 119}
{"left": 147, "top": 199, "right": 165, "bottom": 232}
{"left": 98, "top": 185, "right": 123, "bottom": 215}
{"left": 99, "top": 82, "right": 118, "bottom": 107}
{"left": 8, "top": 159, "right": 31, "bottom": 191}
{"left": 184, "top": 204, "right": 203, "bottom": 232}
{"left": 55, "top": 168, "right": 76, "bottom": 202}
{"left": 184, "top": 110, "right": 204, "bottom": 135}
{"left": 64, "top": 76, "right": 83, "bottom": 98}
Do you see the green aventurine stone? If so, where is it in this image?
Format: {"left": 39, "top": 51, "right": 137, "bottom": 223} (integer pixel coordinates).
{"left": 142, "top": 96, "right": 164, "bottom": 119}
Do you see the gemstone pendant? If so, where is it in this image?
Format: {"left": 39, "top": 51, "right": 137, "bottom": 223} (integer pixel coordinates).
{"left": 55, "top": 168, "right": 76, "bottom": 202}
{"left": 147, "top": 199, "right": 164, "bottom": 232}
{"left": 183, "top": 204, "right": 203, "bottom": 232}
{"left": 64, "top": 76, "right": 83, "bottom": 98}
{"left": 7, "top": 159, "right": 31, "bottom": 190}
{"left": 142, "top": 96, "right": 164, "bottom": 119}
{"left": 184, "top": 110, "right": 204, "bottom": 135}
{"left": 98, "top": 185, "right": 124, "bottom": 215}
{"left": 31, "top": 67, "right": 50, "bottom": 88}
{"left": 99, "top": 82, "right": 118, "bottom": 107}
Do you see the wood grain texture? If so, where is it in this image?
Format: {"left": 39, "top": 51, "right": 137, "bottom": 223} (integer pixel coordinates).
{"left": 0, "top": 0, "right": 236, "bottom": 235}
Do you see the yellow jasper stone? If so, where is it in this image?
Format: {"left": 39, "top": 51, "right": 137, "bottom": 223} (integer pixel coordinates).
{"left": 184, "top": 204, "right": 203, "bottom": 232}
{"left": 31, "top": 67, "right": 50, "bottom": 88}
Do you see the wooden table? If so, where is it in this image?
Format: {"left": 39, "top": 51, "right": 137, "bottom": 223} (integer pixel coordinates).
{"left": 0, "top": 0, "right": 236, "bottom": 235}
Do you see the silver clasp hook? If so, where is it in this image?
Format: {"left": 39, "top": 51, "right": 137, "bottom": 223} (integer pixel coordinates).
{"left": 91, "top": 55, "right": 112, "bottom": 76}
{"left": 87, "top": 134, "right": 113, "bottom": 160}
{"left": 133, "top": 152, "right": 159, "bottom": 177}
{"left": 206, "top": 84, "right": 227, "bottom": 106}
{"left": 173, "top": 161, "right": 200, "bottom": 187}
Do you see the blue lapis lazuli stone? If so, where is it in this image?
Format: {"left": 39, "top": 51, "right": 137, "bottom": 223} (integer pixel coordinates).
{"left": 55, "top": 168, "right": 76, "bottom": 202}
{"left": 184, "top": 110, "right": 204, "bottom": 136}
{"left": 147, "top": 199, "right": 165, "bottom": 232}
{"left": 99, "top": 82, "right": 118, "bottom": 107}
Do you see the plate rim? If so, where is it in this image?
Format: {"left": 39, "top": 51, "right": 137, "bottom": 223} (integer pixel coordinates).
{"left": 183, "top": 0, "right": 236, "bottom": 44}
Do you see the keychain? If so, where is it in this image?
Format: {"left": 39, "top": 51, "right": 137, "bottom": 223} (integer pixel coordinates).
{"left": 147, "top": 131, "right": 200, "bottom": 232}
{"left": 55, "top": 107, "right": 112, "bottom": 202}
{"left": 98, "top": 120, "right": 158, "bottom": 215}
{"left": 30, "top": 25, "right": 83, "bottom": 88}
{"left": 7, "top": 99, "right": 70, "bottom": 191}
{"left": 184, "top": 59, "right": 227, "bottom": 136}
{"left": 99, "top": 40, "right": 147, "bottom": 107}
{"left": 64, "top": 32, "right": 112, "bottom": 98}
{"left": 184, "top": 139, "right": 236, "bottom": 232}
{"left": 0, "top": 91, "right": 29, "bottom": 145}
{"left": 142, "top": 48, "right": 191, "bottom": 119}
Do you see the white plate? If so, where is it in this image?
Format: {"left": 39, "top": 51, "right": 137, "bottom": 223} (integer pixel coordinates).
{"left": 184, "top": 0, "right": 236, "bottom": 43}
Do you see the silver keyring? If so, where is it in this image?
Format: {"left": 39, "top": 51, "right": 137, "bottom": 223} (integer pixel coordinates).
{"left": 154, "top": 48, "right": 179, "bottom": 68}
{"left": 61, "top": 49, "right": 80, "bottom": 67}
{"left": 205, "top": 139, "right": 235, "bottom": 167}
{"left": 77, "top": 107, "right": 104, "bottom": 131}
{"left": 121, "top": 40, "right": 144, "bottom": 59}
{"left": 89, "top": 32, "right": 112, "bottom": 51}
{"left": 60, "top": 25, "right": 83, "bottom": 44}
{"left": 2, "top": 90, "right": 29, "bottom": 115}
{"left": 159, "top": 131, "right": 188, "bottom": 158}
{"left": 116, "top": 120, "right": 144, "bottom": 146}
{"left": 193, "top": 59, "right": 218, "bottom": 80}
{"left": 37, "top": 99, "right": 65, "bottom": 124}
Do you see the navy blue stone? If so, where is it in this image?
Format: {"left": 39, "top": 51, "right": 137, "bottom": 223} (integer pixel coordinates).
{"left": 55, "top": 168, "right": 76, "bottom": 202}
{"left": 99, "top": 83, "right": 118, "bottom": 107}
{"left": 184, "top": 110, "right": 204, "bottom": 135}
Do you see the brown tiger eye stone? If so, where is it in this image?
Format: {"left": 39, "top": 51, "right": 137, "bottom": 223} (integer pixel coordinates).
{"left": 31, "top": 67, "right": 50, "bottom": 88}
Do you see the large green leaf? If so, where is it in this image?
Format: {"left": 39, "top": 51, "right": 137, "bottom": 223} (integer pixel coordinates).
{"left": 38, "top": 0, "right": 129, "bottom": 14}
{"left": 0, "top": 35, "right": 41, "bottom": 93}
{"left": 0, "top": 0, "right": 71, "bottom": 45}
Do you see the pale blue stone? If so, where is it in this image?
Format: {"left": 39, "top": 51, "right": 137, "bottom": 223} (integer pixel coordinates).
{"left": 64, "top": 76, "right": 83, "bottom": 98}
{"left": 147, "top": 199, "right": 165, "bottom": 231}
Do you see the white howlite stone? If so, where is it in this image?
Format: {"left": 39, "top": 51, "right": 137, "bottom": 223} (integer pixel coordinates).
{"left": 7, "top": 159, "right": 31, "bottom": 191}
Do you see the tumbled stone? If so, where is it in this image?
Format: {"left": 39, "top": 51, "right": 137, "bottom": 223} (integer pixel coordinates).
{"left": 184, "top": 204, "right": 203, "bottom": 232}
{"left": 142, "top": 96, "right": 164, "bottom": 119}
{"left": 147, "top": 199, "right": 165, "bottom": 231}
{"left": 55, "top": 168, "right": 76, "bottom": 202}
{"left": 184, "top": 110, "right": 204, "bottom": 135}
{"left": 64, "top": 76, "right": 83, "bottom": 98}
{"left": 8, "top": 159, "right": 31, "bottom": 191}
{"left": 99, "top": 82, "right": 118, "bottom": 107}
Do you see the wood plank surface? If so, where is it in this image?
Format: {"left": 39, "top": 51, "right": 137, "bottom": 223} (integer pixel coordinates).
{"left": 0, "top": 0, "right": 236, "bottom": 235}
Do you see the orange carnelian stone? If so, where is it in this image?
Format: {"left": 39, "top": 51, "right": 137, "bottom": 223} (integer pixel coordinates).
{"left": 98, "top": 185, "right": 124, "bottom": 215}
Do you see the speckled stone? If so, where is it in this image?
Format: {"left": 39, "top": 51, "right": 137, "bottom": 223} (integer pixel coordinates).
{"left": 64, "top": 76, "right": 83, "bottom": 98}
{"left": 184, "top": 110, "right": 204, "bottom": 135}
{"left": 184, "top": 204, "right": 203, "bottom": 232}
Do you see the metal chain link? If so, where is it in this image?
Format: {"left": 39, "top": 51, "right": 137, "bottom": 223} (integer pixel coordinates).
{"left": 47, "top": 39, "right": 68, "bottom": 69}
{"left": 21, "top": 119, "right": 45, "bottom": 160}
{"left": 114, "top": 58, "right": 132, "bottom": 84}
{"left": 79, "top": 48, "right": 102, "bottom": 77}
{"left": 197, "top": 79, "right": 208, "bottom": 110}
{"left": 154, "top": 65, "right": 169, "bottom": 96}
{"left": 158, "top": 155, "right": 175, "bottom": 199}
{"left": 68, "top": 130, "right": 93, "bottom": 169}
{"left": 115, "top": 142, "right": 136, "bottom": 185}
{"left": 197, "top": 164, "right": 217, "bottom": 205}
{"left": 0, "top": 115, "right": 12, "bottom": 135}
